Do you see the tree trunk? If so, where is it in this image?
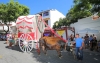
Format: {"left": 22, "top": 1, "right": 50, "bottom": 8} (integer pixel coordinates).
{"left": 3, "top": 23, "right": 10, "bottom": 34}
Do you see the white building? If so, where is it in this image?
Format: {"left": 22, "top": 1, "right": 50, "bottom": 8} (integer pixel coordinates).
{"left": 37, "top": 9, "right": 65, "bottom": 28}
{"left": 0, "top": 9, "right": 65, "bottom": 33}
{"left": 0, "top": 20, "right": 12, "bottom": 33}
{"left": 0, "top": 20, "right": 3, "bottom": 32}
{"left": 70, "top": 17, "right": 100, "bottom": 40}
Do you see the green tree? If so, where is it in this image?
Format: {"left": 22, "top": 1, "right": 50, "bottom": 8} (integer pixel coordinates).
{"left": 53, "top": 21, "right": 59, "bottom": 29}
{"left": 0, "top": 0, "right": 29, "bottom": 33}
{"left": 53, "top": 18, "right": 70, "bottom": 29}
{"left": 66, "top": 0, "right": 92, "bottom": 24}
{"left": 53, "top": 18, "right": 63, "bottom": 29}
{"left": 53, "top": 0, "right": 100, "bottom": 29}
{"left": 73, "top": 0, "right": 100, "bottom": 16}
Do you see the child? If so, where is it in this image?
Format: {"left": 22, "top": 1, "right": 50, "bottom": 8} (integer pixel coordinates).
{"left": 6, "top": 34, "right": 10, "bottom": 44}
{"left": 8, "top": 34, "right": 15, "bottom": 48}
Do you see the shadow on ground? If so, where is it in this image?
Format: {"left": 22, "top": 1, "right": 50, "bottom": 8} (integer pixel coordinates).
{"left": 31, "top": 49, "right": 100, "bottom": 63}
{"left": 4, "top": 42, "right": 100, "bottom": 63}
{"left": 31, "top": 49, "right": 80, "bottom": 63}
{"left": 5, "top": 45, "right": 22, "bottom": 52}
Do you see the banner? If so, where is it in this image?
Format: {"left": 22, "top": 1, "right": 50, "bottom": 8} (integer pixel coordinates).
{"left": 57, "top": 30, "right": 65, "bottom": 36}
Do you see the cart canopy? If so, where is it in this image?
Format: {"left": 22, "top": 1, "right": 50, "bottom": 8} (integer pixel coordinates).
{"left": 16, "top": 15, "right": 45, "bottom": 41}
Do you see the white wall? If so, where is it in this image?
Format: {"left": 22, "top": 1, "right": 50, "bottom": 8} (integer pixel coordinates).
{"left": 38, "top": 9, "right": 65, "bottom": 28}
{"left": 71, "top": 17, "right": 100, "bottom": 31}
{"left": 0, "top": 26, "right": 3, "bottom": 30}
{"left": 48, "top": 19, "right": 51, "bottom": 27}
{"left": 70, "top": 17, "right": 100, "bottom": 40}
{"left": 50, "top": 9, "right": 65, "bottom": 28}
{"left": 0, "top": 20, "right": 12, "bottom": 31}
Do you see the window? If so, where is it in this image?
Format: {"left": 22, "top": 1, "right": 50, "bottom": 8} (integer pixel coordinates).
{"left": 43, "top": 12, "right": 49, "bottom": 16}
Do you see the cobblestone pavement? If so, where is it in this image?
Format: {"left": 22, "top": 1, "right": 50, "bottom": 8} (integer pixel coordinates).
{"left": 0, "top": 41, "right": 100, "bottom": 63}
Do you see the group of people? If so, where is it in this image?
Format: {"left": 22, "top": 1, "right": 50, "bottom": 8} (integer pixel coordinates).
{"left": 0, "top": 34, "right": 7, "bottom": 41}
{"left": 83, "top": 34, "right": 100, "bottom": 52}
{"left": 69, "top": 34, "right": 100, "bottom": 51}
{"left": 68, "top": 33, "right": 100, "bottom": 61}
{"left": 0, "top": 33, "right": 16, "bottom": 48}
{"left": 6, "top": 33, "right": 17, "bottom": 48}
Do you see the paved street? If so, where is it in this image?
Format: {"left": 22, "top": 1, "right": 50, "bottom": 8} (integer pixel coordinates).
{"left": 0, "top": 41, "right": 100, "bottom": 63}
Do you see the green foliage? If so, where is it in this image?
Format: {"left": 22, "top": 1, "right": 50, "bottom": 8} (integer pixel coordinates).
{"left": 73, "top": 0, "right": 100, "bottom": 15}
{"left": 53, "top": 0, "right": 100, "bottom": 29}
{"left": 53, "top": 21, "right": 59, "bottom": 29}
{"left": 53, "top": 18, "right": 70, "bottom": 29}
{"left": 67, "top": 0, "right": 92, "bottom": 23}
{"left": 0, "top": 0, "right": 29, "bottom": 23}
{"left": 0, "top": 0, "right": 29, "bottom": 32}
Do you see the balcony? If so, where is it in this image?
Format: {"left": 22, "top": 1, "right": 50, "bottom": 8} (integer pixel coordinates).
{"left": 42, "top": 12, "right": 50, "bottom": 19}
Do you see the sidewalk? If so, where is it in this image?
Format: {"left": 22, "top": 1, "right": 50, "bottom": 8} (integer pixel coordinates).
{"left": 0, "top": 41, "right": 100, "bottom": 63}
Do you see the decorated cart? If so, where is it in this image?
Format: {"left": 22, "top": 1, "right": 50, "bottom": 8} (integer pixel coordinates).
{"left": 9, "top": 13, "right": 67, "bottom": 53}
{"left": 15, "top": 15, "right": 45, "bottom": 52}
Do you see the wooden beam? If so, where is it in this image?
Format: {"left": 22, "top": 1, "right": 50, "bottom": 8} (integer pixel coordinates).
{"left": 43, "top": 18, "right": 50, "bottom": 21}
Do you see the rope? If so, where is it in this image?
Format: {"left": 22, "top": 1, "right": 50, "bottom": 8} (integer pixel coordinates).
{"left": 36, "top": 16, "right": 45, "bottom": 33}
{"left": 35, "top": 16, "right": 45, "bottom": 51}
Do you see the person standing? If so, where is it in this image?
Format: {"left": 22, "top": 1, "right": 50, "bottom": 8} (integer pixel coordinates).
{"left": 81, "top": 37, "right": 84, "bottom": 42}
{"left": 74, "top": 34, "right": 84, "bottom": 61}
{"left": 89, "top": 35, "right": 93, "bottom": 49}
{"left": 8, "top": 33, "right": 15, "bottom": 48}
{"left": 91, "top": 37, "right": 97, "bottom": 51}
{"left": 6, "top": 33, "right": 10, "bottom": 44}
{"left": 84, "top": 34, "right": 89, "bottom": 49}
{"left": 89, "top": 35, "right": 93, "bottom": 42}
{"left": 70, "top": 34, "right": 74, "bottom": 41}
{"left": 93, "top": 34, "right": 97, "bottom": 39}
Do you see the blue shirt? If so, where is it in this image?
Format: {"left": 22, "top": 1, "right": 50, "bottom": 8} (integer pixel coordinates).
{"left": 89, "top": 37, "right": 93, "bottom": 41}
{"left": 75, "top": 38, "right": 83, "bottom": 47}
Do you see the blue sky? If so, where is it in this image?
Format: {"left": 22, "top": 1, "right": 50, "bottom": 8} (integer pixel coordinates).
{"left": 1, "top": 0, "right": 74, "bottom": 16}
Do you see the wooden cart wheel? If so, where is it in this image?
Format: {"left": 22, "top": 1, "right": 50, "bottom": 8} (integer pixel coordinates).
{"left": 19, "top": 34, "right": 34, "bottom": 52}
